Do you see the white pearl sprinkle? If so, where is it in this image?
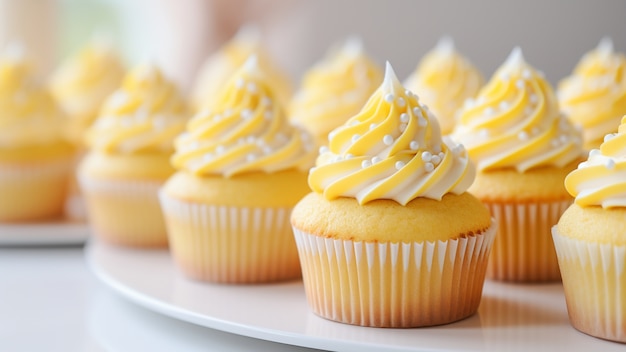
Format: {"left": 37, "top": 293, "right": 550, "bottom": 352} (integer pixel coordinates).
{"left": 213, "top": 114, "right": 222, "bottom": 121}
{"left": 246, "top": 136, "right": 255, "bottom": 143}
{"left": 410, "top": 141, "right": 419, "bottom": 150}
{"left": 241, "top": 109, "right": 253, "bottom": 120}
{"left": 431, "top": 155, "right": 441, "bottom": 165}
{"left": 349, "top": 120, "right": 360, "bottom": 126}
{"left": 361, "top": 160, "right": 371, "bottom": 168}
{"left": 604, "top": 133, "right": 617, "bottom": 142}
{"left": 589, "top": 149, "right": 601, "bottom": 157}
{"left": 464, "top": 98, "right": 474, "bottom": 108}
{"left": 518, "top": 131, "right": 529, "bottom": 140}
{"left": 499, "top": 101, "right": 509, "bottom": 110}
{"left": 384, "top": 93, "right": 395, "bottom": 103}
{"left": 605, "top": 158, "right": 616, "bottom": 170}
{"left": 328, "top": 130, "right": 337, "bottom": 140}
{"left": 332, "top": 155, "right": 343, "bottom": 163}
{"left": 369, "top": 123, "right": 378, "bottom": 130}
{"left": 216, "top": 145, "right": 225, "bottom": 154}
{"left": 397, "top": 97, "right": 406, "bottom": 107}
{"left": 345, "top": 153, "right": 354, "bottom": 159}
{"left": 400, "top": 113, "right": 410, "bottom": 123}
{"left": 319, "top": 146, "right": 329, "bottom": 154}
{"left": 247, "top": 82, "right": 257, "bottom": 93}
{"left": 351, "top": 134, "right": 361, "bottom": 143}
{"left": 484, "top": 107, "right": 495, "bottom": 116}
{"left": 516, "top": 80, "right": 525, "bottom": 89}
{"left": 383, "top": 134, "right": 394, "bottom": 146}
{"left": 395, "top": 161, "right": 405, "bottom": 170}
{"left": 424, "top": 162, "right": 435, "bottom": 172}
{"left": 479, "top": 129, "right": 489, "bottom": 138}
{"left": 522, "top": 69, "right": 532, "bottom": 80}
{"left": 529, "top": 94, "right": 538, "bottom": 104}
{"left": 421, "top": 151, "right": 432, "bottom": 162}
{"left": 559, "top": 135, "right": 569, "bottom": 144}
{"left": 372, "top": 156, "right": 382, "bottom": 164}
{"left": 413, "top": 107, "right": 421, "bottom": 117}
{"left": 438, "top": 152, "right": 445, "bottom": 160}
{"left": 203, "top": 153, "right": 213, "bottom": 162}
{"left": 246, "top": 153, "right": 256, "bottom": 162}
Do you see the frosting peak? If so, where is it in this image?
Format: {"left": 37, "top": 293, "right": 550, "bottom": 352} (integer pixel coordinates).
{"left": 309, "top": 62, "right": 475, "bottom": 205}
{"left": 172, "top": 55, "right": 314, "bottom": 177}
{"left": 452, "top": 47, "right": 583, "bottom": 172}
{"left": 565, "top": 115, "right": 626, "bottom": 208}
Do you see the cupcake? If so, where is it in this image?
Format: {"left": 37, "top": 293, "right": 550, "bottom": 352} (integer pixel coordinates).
{"left": 49, "top": 38, "right": 125, "bottom": 220}
{"left": 0, "top": 45, "right": 75, "bottom": 222}
{"left": 291, "top": 62, "right": 496, "bottom": 328}
{"left": 288, "top": 37, "right": 382, "bottom": 147}
{"left": 160, "top": 56, "right": 314, "bottom": 283}
{"left": 452, "top": 47, "right": 584, "bottom": 282}
{"left": 553, "top": 116, "right": 626, "bottom": 342}
{"left": 404, "top": 37, "right": 484, "bottom": 135}
{"left": 558, "top": 38, "right": 626, "bottom": 151}
{"left": 191, "top": 25, "right": 293, "bottom": 111}
{"left": 78, "top": 64, "right": 188, "bottom": 247}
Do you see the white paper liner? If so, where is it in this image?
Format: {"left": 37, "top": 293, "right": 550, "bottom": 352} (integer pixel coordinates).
{"left": 159, "top": 191, "right": 301, "bottom": 283}
{"left": 291, "top": 222, "right": 497, "bottom": 328}
{"left": 485, "top": 200, "right": 571, "bottom": 282}
{"left": 79, "top": 174, "right": 167, "bottom": 247}
{"left": 552, "top": 227, "right": 626, "bottom": 342}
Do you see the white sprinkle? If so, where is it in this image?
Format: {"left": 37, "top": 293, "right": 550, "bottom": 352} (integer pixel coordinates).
{"left": 246, "top": 153, "right": 256, "bottom": 162}
{"left": 438, "top": 152, "right": 445, "bottom": 160}
{"left": 413, "top": 107, "right": 421, "bottom": 117}
{"left": 395, "top": 161, "right": 405, "bottom": 170}
{"left": 246, "top": 136, "right": 256, "bottom": 143}
{"left": 372, "top": 156, "right": 382, "bottom": 164}
{"left": 328, "top": 130, "right": 337, "bottom": 140}
{"left": 361, "top": 160, "right": 371, "bottom": 168}
{"left": 399, "top": 123, "right": 407, "bottom": 132}
{"left": 432, "top": 145, "right": 442, "bottom": 153}
{"left": 332, "top": 155, "right": 343, "bottom": 163}
{"left": 216, "top": 145, "right": 225, "bottom": 154}
{"left": 464, "top": 98, "right": 474, "bottom": 108}
{"left": 397, "top": 97, "right": 406, "bottom": 107}
{"left": 203, "top": 153, "right": 213, "bottom": 162}
{"left": 516, "top": 80, "right": 525, "bottom": 89}
{"left": 606, "top": 159, "right": 616, "bottom": 170}
{"left": 604, "top": 133, "right": 617, "bottom": 142}
{"left": 349, "top": 120, "right": 360, "bottom": 126}
{"left": 345, "top": 153, "right": 354, "bottom": 159}
{"left": 400, "top": 113, "right": 410, "bottom": 123}
{"left": 424, "top": 162, "right": 435, "bottom": 172}
{"left": 418, "top": 117, "right": 427, "bottom": 127}
{"left": 384, "top": 93, "right": 395, "bottom": 103}
{"left": 261, "top": 96, "right": 272, "bottom": 106}
{"left": 241, "top": 109, "right": 253, "bottom": 120}
{"left": 589, "top": 149, "right": 601, "bottom": 157}
{"left": 410, "top": 141, "right": 419, "bottom": 150}
{"left": 479, "top": 129, "right": 489, "bottom": 138}
{"left": 499, "top": 101, "right": 509, "bottom": 110}
{"left": 559, "top": 135, "right": 569, "bottom": 144}
{"left": 214, "top": 114, "right": 222, "bottom": 121}
{"left": 351, "top": 134, "right": 361, "bottom": 143}
{"left": 404, "top": 89, "right": 412, "bottom": 96}
{"left": 264, "top": 111, "right": 272, "bottom": 120}
{"left": 247, "top": 82, "right": 257, "bottom": 93}
{"left": 421, "top": 151, "right": 432, "bottom": 162}
{"left": 431, "top": 155, "right": 441, "bottom": 165}
{"left": 235, "top": 78, "right": 245, "bottom": 89}
{"left": 529, "top": 94, "right": 538, "bottom": 104}
{"left": 319, "top": 146, "right": 329, "bottom": 154}
{"left": 369, "top": 123, "right": 378, "bottom": 130}
{"left": 383, "top": 134, "right": 394, "bottom": 146}
{"left": 484, "top": 107, "right": 495, "bottom": 116}
{"left": 518, "top": 131, "right": 529, "bottom": 140}
{"left": 522, "top": 69, "right": 532, "bottom": 80}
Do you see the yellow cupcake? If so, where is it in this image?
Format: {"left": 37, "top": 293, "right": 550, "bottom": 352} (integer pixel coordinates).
{"left": 553, "top": 116, "right": 626, "bottom": 342}
{"left": 191, "top": 25, "right": 293, "bottom": 111}
{"left": 161, "top": 56, "right": 314, "bottom": 283}
{"left": 289, "top": 38, "right": 382, "bottom": 147}
{"left": 291, "top": 62, "right": 495, "bottom": 328}
{"left": 78, "top": 64, "right": 188, "bottom": 247}
{"left": 404, "top": 37, "right": 484, "bottom": 135}
{"left": 558, "top": 38, "right": 626, "bottom": 150}
{"left": 452, "top": 47, "right": 584, "bottom": 282}
{"left": 0, "top": 45, "right": 74, "bottom": 222}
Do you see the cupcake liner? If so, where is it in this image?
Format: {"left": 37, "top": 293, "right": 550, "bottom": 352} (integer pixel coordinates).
{"left": 484, "top": 200, "right": 571, "bottom": 282}
{"left": 0, "top": 158, "right": 72, "bottom": 221}
{"left": 291, "top": 222, "right": 497, "bottom": 328}
{"left": 159, "top": 191, "right": 301, "bottom": 284}
{"left": 552, "top": 227, "right": 626, "bottom": 343}
{"left": 79, "top": 174, "right": 167, "bottom": 247}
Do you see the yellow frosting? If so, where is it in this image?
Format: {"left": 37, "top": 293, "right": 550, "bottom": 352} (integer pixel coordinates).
{"left": 565, "top": 115, "right": 626, "bottom": 208}
{"left": 404, "top": 37, "right": 484, "bottom": 135}
{"left": 172, "top": 56, "right": 314, "bottom": 177}
{"left": 289, "top": 38, "right": 382, "bottom": 146}
{"left": 452, "top": 47, "right": 583, "bottom": 172}
{"left": 191, "top": 26, "right": 292, "bottom": 111}
{"left": 558, "top": 38, "right": 626, "bottom": 150}
{"left": 309, "top": 62, "right": 475, "bottom": 206}
{"left": 0, "top": 47, "right": 69, "bottom": 149}
{"left": 85, "top": 64, "right": 188, "bottom": 154}
{"left": 50, "top": 40, "right": 125, "bottom": 146}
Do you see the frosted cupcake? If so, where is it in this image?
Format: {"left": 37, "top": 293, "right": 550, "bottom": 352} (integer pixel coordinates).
{"left": 553, "top": 116, "right": 626, "bottom": 342}
{"left": 404, "top": 37, "right": 484, "bottom": 135}
{"left": 558, "top": 38, "right": 626, "bottom": 150}
{"left": 289, "top": 38, "right": 382, "bottom": 147}
{"left": 160, "top": 56, "right": 314, "bottom": 283}
{"left": 191, "top": 25, "right": 292, "bottom": 111}
{"left": 78, "top": 64, "right": 188, "bottom": 247}
{"left": 0, "top": 46, "right": 74, "bottom": 221}
{"left": 291, "top": 62, "right": 496, "bottom": 328}
{"left": 452, "top": 48, "right": 583, "bottom": 282}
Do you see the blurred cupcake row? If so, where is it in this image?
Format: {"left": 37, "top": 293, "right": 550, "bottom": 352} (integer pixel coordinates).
{"left": 1, "top": 26, "right": 625, "bottom": 341}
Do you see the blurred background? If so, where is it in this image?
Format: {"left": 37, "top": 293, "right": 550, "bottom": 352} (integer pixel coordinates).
{"left": 0, "top": 0, "right": 625, "bottom": 92}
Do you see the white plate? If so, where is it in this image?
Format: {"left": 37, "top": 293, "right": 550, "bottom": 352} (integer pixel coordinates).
{"left": 0, "top": 220, "right": 89, "bottom": 246}
{"left": 86, "top": 240, "right": 625, "bottom": 352}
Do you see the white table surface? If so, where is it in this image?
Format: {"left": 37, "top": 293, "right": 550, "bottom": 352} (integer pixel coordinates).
{"left": 0, "top": 245, "right": 319, "bottom": 352}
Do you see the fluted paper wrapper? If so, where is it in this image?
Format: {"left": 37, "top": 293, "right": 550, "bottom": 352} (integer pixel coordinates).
{"left": 79, "top": 175, "right": 167, "bottom": 247}
{"left": 159, "top": 191, "right": 301, "bottom": 284}
{"left": 292, "top": 224, "right": 497, "bottom": 328}
{"left": 485, "top": 200, "right": 571, "bottom": 282}
{"left": 0, "top": 158, "right": 72, "bottom": 221}
{"left": 552, "top": 227, "right": 626, "bottom": 343}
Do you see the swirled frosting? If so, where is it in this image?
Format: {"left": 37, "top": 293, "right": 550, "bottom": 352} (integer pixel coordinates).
{"left": 558, "top": 38, "right": 626, "bottom": 150}
{"left": 172, "top": 56, "right": 314, "bottom": 177}
{"left": 50, "top": 39, "right": 125, "bottom": 146}
{"left": 565, "top": 115, "right": 626, "bottom": 208}
{"left": 404, "top": 37, "right": 484, "bottom": 135}
{"left": 452, "top": 47, "right": 583, "bottom": 172}
{"left": 0, "top": 46, "right": 67, "bottom": 148}
{"left": 191, "top": 25, "right": 292, "bottom": 110}
{"left": 309, "top": 62, "right": 475, "bottom": 206}
{"left": 85, "top": 64, "right": 188, "bottom": 154}
{"left": 288, "top": 38, "right": 382, "bottom": 146}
